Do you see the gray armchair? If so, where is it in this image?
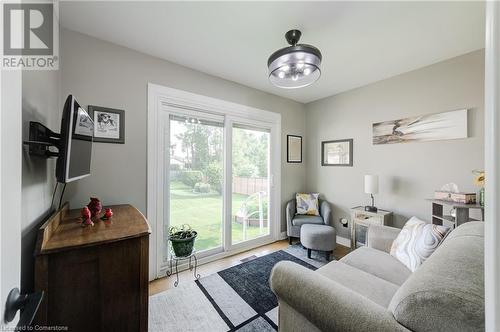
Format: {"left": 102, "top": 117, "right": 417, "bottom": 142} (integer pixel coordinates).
{"left": 286, "top": 198, "right": 332, "bottom": 244}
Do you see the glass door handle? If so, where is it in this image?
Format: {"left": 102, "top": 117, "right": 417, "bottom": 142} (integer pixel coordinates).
{"left": 4, "top": 288, "right": 44, "bottom": 328}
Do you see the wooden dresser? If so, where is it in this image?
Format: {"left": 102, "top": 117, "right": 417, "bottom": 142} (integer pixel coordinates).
{"left": 34, "top": 203, "right": 151, "bottom": 332}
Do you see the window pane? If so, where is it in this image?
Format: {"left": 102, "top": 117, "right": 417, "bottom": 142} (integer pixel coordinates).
{"left": 231, "top": 126, "right": 270, "bottom": 244}
{"left": 167, "top": 115, "right": 224, "bottom": 255}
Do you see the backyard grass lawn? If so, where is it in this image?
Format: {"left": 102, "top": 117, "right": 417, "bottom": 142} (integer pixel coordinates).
{"left": 169, "top": 181, "right": 268, "bottom": 251}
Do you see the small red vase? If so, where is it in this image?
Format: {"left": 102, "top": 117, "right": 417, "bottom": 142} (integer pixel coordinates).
{"left": 103, "top": 208, "right": 113, "bottom": 219}
{"left": 87, "top": 197, "right": 102, "bottom": 219}
{"left": 80, "top": 206, "right": 91, "bottom": 223}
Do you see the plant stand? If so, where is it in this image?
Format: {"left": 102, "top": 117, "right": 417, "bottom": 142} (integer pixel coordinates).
{"left": 166, "top": 249, "right": 200, "bottom": 287}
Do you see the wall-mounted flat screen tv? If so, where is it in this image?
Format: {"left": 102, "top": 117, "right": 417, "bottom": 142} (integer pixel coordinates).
{"left": 56, "top": 95, "right": 94, "bottom": 183}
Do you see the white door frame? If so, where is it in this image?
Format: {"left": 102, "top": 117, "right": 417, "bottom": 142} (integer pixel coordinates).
{"left": 147, "top": 83, "right": 281, "bottom": 280}
{"left": 0, "top": 69, "right": 23, "bottom": 327}
{"left": 485, "top": 2, "right": 500, "bottom": 330}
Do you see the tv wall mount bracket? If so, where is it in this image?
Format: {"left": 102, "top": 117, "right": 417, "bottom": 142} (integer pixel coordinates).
{"left": 23, "top": 122, "right": 61, "bottom": 158}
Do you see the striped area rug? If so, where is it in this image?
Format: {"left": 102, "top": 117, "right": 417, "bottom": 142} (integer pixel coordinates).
{"left": 149, "top": 245, "right": 329, "bottom": 332}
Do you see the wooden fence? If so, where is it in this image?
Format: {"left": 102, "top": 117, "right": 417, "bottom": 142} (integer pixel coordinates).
{"left": 232, "top": 177, "right": 268, "bottom": 195}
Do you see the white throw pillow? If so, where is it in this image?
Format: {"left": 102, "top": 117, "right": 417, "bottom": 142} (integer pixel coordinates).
{"left": 295, "top": 193, "right": 320, "bottom": 216}
{"left": 390, "top": 216, "right": 450, "bottom": 272}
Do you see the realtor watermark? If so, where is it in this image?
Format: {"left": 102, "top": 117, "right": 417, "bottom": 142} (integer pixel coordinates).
{"left": 0, "top": 325, "right": 68, "bottom": 331}
{"left": 1, "top": 1, "right": 59, "bottom": 70}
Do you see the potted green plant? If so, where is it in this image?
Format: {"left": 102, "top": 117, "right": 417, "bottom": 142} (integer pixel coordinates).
{"left": 168, "top": 224, "right": 197, "bottom": 257}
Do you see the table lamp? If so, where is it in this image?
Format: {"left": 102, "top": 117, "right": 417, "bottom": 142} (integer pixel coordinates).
{"left": 364, "top": 175, "right": 379, "bottom": 212}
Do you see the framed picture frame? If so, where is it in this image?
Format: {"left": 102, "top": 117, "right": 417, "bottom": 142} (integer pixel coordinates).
{"left": 372, "top": 109, "right": 467, "bottom": 145}
{"left": 321, "top": 139, "right": 353, "bottom": 166}
{"left": 88, "top": 105, "right": 125, "bottom": 144}
{"left": 287, "top": 135, "right": 302, "bottom": 163}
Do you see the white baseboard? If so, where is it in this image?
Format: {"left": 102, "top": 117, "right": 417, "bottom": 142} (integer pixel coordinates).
{"left": 336, "top": 236, "right": 351, "bottom": 247}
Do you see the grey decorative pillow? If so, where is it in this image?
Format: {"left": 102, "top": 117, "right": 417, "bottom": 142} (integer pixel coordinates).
{"left": 390, "top": 216, "right": 450, "bottom": 272}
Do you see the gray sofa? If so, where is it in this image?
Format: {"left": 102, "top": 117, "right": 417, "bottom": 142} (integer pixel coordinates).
{"left": 286, "top": 198, "right": 332, "bottom": 243}
{"left": 270, "top": 222, "right": 484, "bottom": 332}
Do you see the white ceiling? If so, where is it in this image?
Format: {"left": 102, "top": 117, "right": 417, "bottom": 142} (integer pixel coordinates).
{"left": 60, "top": 1, "right": 485, "bottom": 104}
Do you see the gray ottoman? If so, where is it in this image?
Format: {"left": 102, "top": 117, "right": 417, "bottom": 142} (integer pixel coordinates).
{"left": 300, "top": 224, "right": 336, "bottom": 260}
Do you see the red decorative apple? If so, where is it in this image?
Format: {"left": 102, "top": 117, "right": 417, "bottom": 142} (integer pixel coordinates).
{"left": 80, "top": 206, "right": 91, "bottom": 224}
{"left": 103, "top": 208, "right": 113, "bottom": 220}
{"left": 87, "top": 197, "right": 102, "bottom": 219}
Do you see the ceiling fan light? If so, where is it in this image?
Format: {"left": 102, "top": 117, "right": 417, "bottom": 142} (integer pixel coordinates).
{"left": 267, "top": 30, "right": 322, "bottom": 89}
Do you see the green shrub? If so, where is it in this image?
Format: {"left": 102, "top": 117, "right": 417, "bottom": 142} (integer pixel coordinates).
{"left": 194, "top": 182, "right": 211, "bottom": 193}
{"left": 170, "top": 164, "right": 181, "bottom": 171}
{"left": 205, "top": 162, "right": 223, "bottom": 193}
{"left": 246, "top": 199, "right": 268, "bottom": 219}
{"left": 180, "top": 170, "right": 203, "bottom": 187}
{"left": 234, "top": 164, "right": 258, "bottom": 177}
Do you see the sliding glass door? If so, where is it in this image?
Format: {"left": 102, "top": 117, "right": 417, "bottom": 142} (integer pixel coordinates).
{"left": 231, "top": 125, "right": 270, "bottom": 244}
{"left": 167, "top": 114, "right": 224, "bottom": 255}
{"left": 159, "top": 106, "right": 277, "bottom": 273}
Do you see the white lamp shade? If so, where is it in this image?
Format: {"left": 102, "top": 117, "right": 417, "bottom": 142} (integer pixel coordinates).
{"left": 364, "top": 175, "right": 379, "bottom": 194}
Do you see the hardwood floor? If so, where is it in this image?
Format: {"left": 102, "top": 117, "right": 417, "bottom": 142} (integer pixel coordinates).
{"left": 149, "top": 240, "right": 351, "bottom": 295}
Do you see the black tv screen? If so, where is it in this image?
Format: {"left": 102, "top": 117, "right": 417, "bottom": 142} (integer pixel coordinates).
{"left": 56, "top": 95, "right": 94, "bottom": 183}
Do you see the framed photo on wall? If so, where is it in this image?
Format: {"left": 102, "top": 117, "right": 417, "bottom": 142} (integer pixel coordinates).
{"left": 287, "top": 135, "right": 302, "bottom": 163}
{"left": 321, "top": 139, "right": 353, "bottom": 166}
{"left": 88, "top": 105, "right": 125, "bottom": 144}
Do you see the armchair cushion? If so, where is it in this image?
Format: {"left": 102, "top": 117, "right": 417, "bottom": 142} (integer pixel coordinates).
{"left": 291, "top": 214, "right": 324, "bottom": 227}
{"left": 340, "top": 247, "right": 411, "bottom": 286}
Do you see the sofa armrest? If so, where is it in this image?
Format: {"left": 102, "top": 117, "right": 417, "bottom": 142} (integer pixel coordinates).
{"left": 319, "top": 200, "right": 332, "bottom": 226}
{"left": 367, "top": 224, "right": 401, "bottom": 253}
{"left": 270, "top": 261, "right": 409, "bottom": 332}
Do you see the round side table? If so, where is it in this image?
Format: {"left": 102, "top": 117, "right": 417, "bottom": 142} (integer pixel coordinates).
{"left": 166, "top": 249, "right": 200, "bottom": 287}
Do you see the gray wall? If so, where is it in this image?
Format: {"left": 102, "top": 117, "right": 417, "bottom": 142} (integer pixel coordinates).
{"left": 60, "top": 28, "right": 306, "bottom": 232}
{"left": 23, "top": 29, "right": 484, "bottom": 260}
{"left": 21, "top": 69, "right": 61, "bottom": 292}
{"left": 305, "top": 50, "right": 485, "bottom": 239}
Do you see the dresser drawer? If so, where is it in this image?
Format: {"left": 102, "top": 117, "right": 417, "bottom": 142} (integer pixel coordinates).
{"left": 358, "top": 216, "right": 384, "bottom": 225}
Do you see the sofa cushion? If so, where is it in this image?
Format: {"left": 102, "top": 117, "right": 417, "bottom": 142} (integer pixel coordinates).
{"left": 291, "top": 214, "right": 324, "bottom": 226}
{"left": 389, "top": 222, "right": 484, "bottom": 332}
{"left": 317, "top": 261, "right": 399, "bottom": 308}
{"left": 341, "top": 247, "right": 411, "bottom": 286}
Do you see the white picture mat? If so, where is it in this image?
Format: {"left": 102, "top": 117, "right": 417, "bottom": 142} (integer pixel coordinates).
{"left": 94, "top": 110, "right": 120, "bottom": 139}
{"left": 324, "top": 141, "right": 350, "bottom": 164}
{"left": 288, "top": 136, "right": 302, "bottom": 161}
